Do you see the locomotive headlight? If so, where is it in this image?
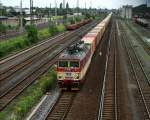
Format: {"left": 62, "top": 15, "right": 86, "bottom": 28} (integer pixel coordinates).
{"left": 57, "top": 73, "right": 64, "bottom": 80}
{"left": 73, "top": 73, "right": 80, "bottom": 80}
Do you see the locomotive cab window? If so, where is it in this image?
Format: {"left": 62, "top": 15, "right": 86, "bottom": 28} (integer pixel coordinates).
{"left": 70, "top": 61, "right": 79, "bottom": 68}
{"left": 59, "top": 61, "right": 68, "bottom": 67}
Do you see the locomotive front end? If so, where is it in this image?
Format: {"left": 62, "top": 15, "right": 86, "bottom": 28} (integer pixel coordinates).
{"left": 57, "top": 60, "right": 81, "bottom": 90}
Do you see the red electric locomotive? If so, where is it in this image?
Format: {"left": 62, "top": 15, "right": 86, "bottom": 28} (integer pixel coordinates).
{"left": 56, "top": 41, "right": 92, "bottom": 90}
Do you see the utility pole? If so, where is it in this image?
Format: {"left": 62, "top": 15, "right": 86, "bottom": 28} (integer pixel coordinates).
{"left": 49, "top": 3, "right": 51, "bottom": 21}
{"left": 55, "top": 0, "right": 57, "bottom": 25}
{"left": 0, "top": 0, "right": 2, "bottom": 16}
{"left": 73, "top": 5, "right": 75, "bottom": 22}
{"left": 20, "top": 0, "right": 23, "bottom": 32}
{"left": 76, "top": 0, "right": 79, "bottom": 18}
{"left": 63, "top": 0, "right": 65, "bottom": 9}
{"left": 146, "top": 0, "right": 148, "bottom": 7}
{"left": 30, "top": 0, "right": 32, "bottom": 24}
{"left": 30, "top": 0, "right": 33, "bottom": 25}
{"left": 90, "top": 0, "right": 92, "bottom": 15}
{"left": 77, "top": 0, "right": 79, "bottom": 13}
{"left": 63, "top": 0, "right": 65, "bottom": 24}
{"left": 85, "top": 2, "right": 86, "bottom": 15}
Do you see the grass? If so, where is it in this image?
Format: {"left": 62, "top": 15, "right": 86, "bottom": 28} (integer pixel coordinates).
{"left": 57, "top": 24, "right": 66, "bottom": 32}
{"left": 0, "top": 35, "right": 30, "bottom": 58}
{"left": 0, "top": 67, "right": 57, "bottom": 120}
{"left": 0, "top": 24, "right": 66, "bottom": 58}
{"left": 52, "top": 16, "right": 63, "bottom": 20}
{"left": 38, "top": 28, "right": 50, "bottom": 39}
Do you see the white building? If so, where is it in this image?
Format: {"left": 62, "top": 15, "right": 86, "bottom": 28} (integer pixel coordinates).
{"left": 73, "top": 13, "right": 82, "bottom": 16}
{"left": 120, "top": 5, "right": 132, "bottom": 19}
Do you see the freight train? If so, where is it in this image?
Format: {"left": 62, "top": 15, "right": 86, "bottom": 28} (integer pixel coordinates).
{"left": 56, "top": 13, "right": 112, "bottom": 90}
{"left": 66, "top": 19, "right": 92, "bottom": 30}
{"left": 134, "top": 18, "right": 149, "bottom": 27}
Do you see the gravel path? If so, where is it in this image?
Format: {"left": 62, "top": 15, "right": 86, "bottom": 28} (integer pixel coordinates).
{"left": 25, "top": 90, "right": 60, "bottom": 120}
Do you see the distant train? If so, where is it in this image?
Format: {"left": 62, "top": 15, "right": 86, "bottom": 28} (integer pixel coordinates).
{"left": 134, "top": 18, "right": 149, "bottom": 27}
{"left": 56, "top": 13, "right": 112, "bottom": 90}
{"left": 66, "top": 19, "right": 92, "bottom": 30}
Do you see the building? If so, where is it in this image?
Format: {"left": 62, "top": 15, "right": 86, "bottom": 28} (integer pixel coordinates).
{"left": 0, "top": 16, "right": 19, "bottom": 26}
{"left": 120, "top": 5, "right": 132, "bottom": 19}
{"left": 0, "top": 16, "right": 8, "bottom": 24}
{"left": 73, "top": 13, "right": 82, "bottom": 16}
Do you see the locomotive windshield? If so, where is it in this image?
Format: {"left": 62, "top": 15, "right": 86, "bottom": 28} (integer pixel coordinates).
{"left": 58, "top": 61, "right": 79, "bottom": 68}
{"left": 70, "top": 61, "right": 79, "bottom": 68}
{"left": 59, "top": 61, "right": 68, "bottom": 67}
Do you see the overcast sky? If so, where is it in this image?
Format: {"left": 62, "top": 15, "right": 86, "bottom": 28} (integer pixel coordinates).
{"left": 1, "top": 0, "right": 148, "bottom": 9}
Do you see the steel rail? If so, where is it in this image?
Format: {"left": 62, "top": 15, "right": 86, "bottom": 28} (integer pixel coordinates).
{"left": 118, "top": 21, "right": 150, "bottom": 119}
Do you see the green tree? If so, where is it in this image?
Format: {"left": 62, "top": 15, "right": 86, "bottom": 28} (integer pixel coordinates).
{"left": 85, "top": 13, "right": 91, "bottom": 19}
{"left": 0, "top": 23, "right": 7, "bottom": 34}
{"left": 66, "top": 2, "right": 69, "bottom": 10}
{"left": 69, "top": 18, "right": 75, "bottom": 24}
{"left": 66, "top": 2, "right": 69, "bottom": 14}
{"left": 60, "top": 3, "right": 63, "bottom": 9}
{"left": 25, "top": 25, "right": 38, "bottom": 43}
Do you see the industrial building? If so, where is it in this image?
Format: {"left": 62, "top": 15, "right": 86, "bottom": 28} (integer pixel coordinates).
{"left": 120, "top": 5, "right": 132, "bottom": 19}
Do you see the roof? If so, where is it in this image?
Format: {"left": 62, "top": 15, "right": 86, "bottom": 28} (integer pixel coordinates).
{"left": 81, "top": 36, "right": 96, "bottom": 44}
{"left": 85, "top": 32, "right": 98, "bottom": 37}
{"left": 24, "top": 17, "right": 40, "bottom": 21}
{"left": 59, "top": 42, "right": 90, "bottom": 61}
{"left": 0, "top": 16, "right": 8, "bottom": 20}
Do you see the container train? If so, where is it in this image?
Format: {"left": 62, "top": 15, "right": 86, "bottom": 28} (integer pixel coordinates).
{"left": 56, "top": 13, "right": 112, "bottom": 90}
{"left": 66, "top": 19, "right": 92, "bottom": 30}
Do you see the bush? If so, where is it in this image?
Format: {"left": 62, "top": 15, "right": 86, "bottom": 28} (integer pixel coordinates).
{"left": 75, "top": 17, "right": 81, "bottom": 22}
{"left": 48, "top": 22, "right": 59, "bottom": 36}
{"left": 69, "top": 18, "right": 75, "bottom": 24}
{"left": 57, "top": 24, "right": 66, "bottom": 32}
{"left": 38, "top": 28, "right": 50, "bottom": 39}
{"left": 0, "top": 36, "right": 28, "bottom": 57}
{"left": 26, "top": 25, "right": 38, "bottom": 43}
{"left": 85, "top": 13, "right": 91, "bottom": 19}
{"left": 0, "top": 23, "right": 7, "bottom": 34}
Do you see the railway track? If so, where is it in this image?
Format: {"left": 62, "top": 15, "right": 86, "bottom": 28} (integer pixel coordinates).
{"left": 46, "top": 92, "right": 76, "bottom": 120}
{"left": 0, "top": 21, "right": 97, "bottom": 93}
{"left": 0, "top": 20, "right": 95, "bottom": 72}
{"left": 0, "top": 21, "right": 96, "bottom": 81}
{"left": 98, "top": 18, "right": 119, "bottom": 120}
{"left": 0, "top": 20, "right": 100, "bottom": 111}
{"left": 118, "top": 21, "right": 150, "bottom": 119}
{"left": 125, "top": 21, "right": 150, "bottom": 56}
{"left": 0, "top": 30, "right": 25, "bottom": 41}
{"left": 0, "top": 31, "right": 69, "bottom": 71}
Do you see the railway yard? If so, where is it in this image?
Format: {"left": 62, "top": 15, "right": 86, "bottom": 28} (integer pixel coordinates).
{"left": 0, "top": 13, "right": 150, "bottom": 120}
